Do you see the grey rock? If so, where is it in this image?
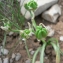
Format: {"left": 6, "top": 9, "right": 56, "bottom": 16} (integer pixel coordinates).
{"left": 48, "top": 29, "right": 55, "bottom": 37}
{"left": 15, "top": 53, "right": 21, "bottom": 61}
{"left": 20, "top": 0, "right": 58, "bottom": 19}
{"left": 60, "top": 36, "right": 63, "bottom": 41}
{"left": 3, "top": 58, "right": 9, "bottom": 63}
{"left": 46, "top": 26, "right": 55, "bottom": 37}
{"left": 1, "top": 48, "right": 9, "bottom": 55}
{"left": 12, "top": 53, "right": 15, "bottom": 59}
{"left": 0, "top": 58, "right": 2, "bottom": 63}
{"left": 42, "top": 4, "right": 61, "bottom": 23}
{"left": 8, "top": 32, "right": 14, "bottom": 36}
{"left": 10, "top": 58, "right": 14, "bottom": 63}
{"left": 25, "top": 59, "right": 31, "bottom": 63}
{"left": 30, "top": 50, "right": 35, "bottom": 55}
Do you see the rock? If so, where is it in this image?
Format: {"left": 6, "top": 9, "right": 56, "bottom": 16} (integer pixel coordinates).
{"left": 15, "top": 53, "right": 21, "bottom": 61}
{"left": 12, "top": 53, "right": 15, "bottom": 59}
{"left": 44, "top": 56, "right": 48, "bottom": 59}
{"left": 46, "top": 26, "right": 55, "bottom": 37}
{"left": 3, "top": 58, "right": 9, "bottom": 63}
{"left": 30, "top": 50, "right": 35, "bottom": 55}
{"left": 20, "top": 0, "right": 58, "bottom": 19}
{"left": 8, "top": 32, "right": 14, "bottom": 36}
{"left": 10, "top": 58, "right": 14, "bottom": 63}
{"left": 48, "top": 29, "right": 55, "bottom": 37}
{"left": 25, "top": 59, "right": 31, "bottom": 63}
{"left": 60, "top": 36, "right": 63, "bottom": 41}
{"left": 29, "top": 48, "right": 33, "bottom": 52}
{"left": 1, "top": 48, "right": 9, "bottom": 55}
{"left": 0, "top": 58, "right": 2, "bottom": 63}
{"left": 35, "top": 61, "right": 40, "bottom": 63}
{"left": 42, "top": 4, "right": 61, "bottom": 23}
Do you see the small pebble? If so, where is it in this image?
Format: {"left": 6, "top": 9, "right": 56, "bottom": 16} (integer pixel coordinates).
{"left": 30, "top": 50, "right": 35, "bottom": 55}
{"left": 60, "top": 36, "right": 63, "bottom": 41}
{"left": 25, "top": 59, "right": 31, "bottom": 63}
{"left": 46, "top": 26, "right": 55, "bottom": 37}
{"left": 8, "top": 32, "right": 14, "bottom": 36}
{"left": 29, "top": 48, "right": 33, "bottom": 52}
{"left": 12, "top": 53, "right": 15, "bottom": 59}
{"left": 48, "top": 29, "right": 55, "bottom": 37}
{"left": 0, "top": 58, "right": 2, "bottom": 63}
{"left": 35, "top": 61, "right": 40, "bottom": 63}
{"left": 15, "top": 53, "right": 21, "bottom": 61}
{"left": 1, "top": 48, "right": 9, "bottom": 55}
{"left": 3, "top": 57, "right": 9, "bottom": 63}
{"left": 10, "top": 58, "right": 14, "bottom": 63}
{"left": 44, "top": 56, "right": 48, "bottom": 59}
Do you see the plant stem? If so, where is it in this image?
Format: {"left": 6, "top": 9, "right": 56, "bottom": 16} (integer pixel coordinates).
{"left": 41, "top": 39, "right": 46, "bottom": 43}
{"left": 2, "top": 32, "right": 6, "bottom": 55}
{"left": 24, "top": 39, "right": 31, "bottom": 59}
{"left": 30, "top": 10, "right": 36, "bottom": 30}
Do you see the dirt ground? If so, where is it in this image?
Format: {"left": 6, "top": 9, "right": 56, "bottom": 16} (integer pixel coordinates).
{"left": 0, "top": 0, "right": 63, "bottom": 63}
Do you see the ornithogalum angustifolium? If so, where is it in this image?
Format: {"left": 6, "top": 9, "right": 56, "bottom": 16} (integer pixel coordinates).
{"left": 24, "top": 0, "right": 37, "bottom": 11}
{"left": 35, "top": 26, "right": 48, "bottom": 39}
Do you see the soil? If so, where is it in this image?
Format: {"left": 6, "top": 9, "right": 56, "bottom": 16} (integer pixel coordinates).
{"left": 0, "top": 0, "right": 63, "bottom": 63}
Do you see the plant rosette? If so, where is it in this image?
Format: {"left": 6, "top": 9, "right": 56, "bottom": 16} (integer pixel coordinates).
{"left": 35, "top": 26, "right": 48, "bottom": 40}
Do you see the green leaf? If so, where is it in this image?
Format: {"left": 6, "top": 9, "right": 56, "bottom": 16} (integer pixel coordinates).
{"left": 32, "top": 47, "right": 41, "bottom": 63}
{"left": 40, "top": 43, "right": 46, "bottom": 63}
{"left": 51, "top": 42, "right": 60, "bottom": 63}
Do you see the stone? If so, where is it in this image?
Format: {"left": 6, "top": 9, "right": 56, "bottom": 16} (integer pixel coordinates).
{"left": 3, "top": 58, "right": 9, "bottom": 63}
{"left": 35, "top": 61, "right": 40, "bottom": 63}
{"left": 10, "top": 58, "right": 14, "bottom": 63}
{"left": 48, "top": 29, "right": 55, "bottom": 37}
{"left": 42, "top": 4, "right": 61, "bottom": 23}
{"left": 46, "top": 26, "right": 55, "bottom": 37}
{"left": 30, "top": 50, "right": 35, "bottom": 55}
{"left": 8, "top": 32, "right": 14, "bottom": 36}
{"left": 15, "top": 53, "right": 21, "bottom": 61}
{"left": 20, "top": 0, "right": 58, "bottom": 19}
{"left": 60, "top": 36, "right": 63, "bottom": 41}
{"left": 1, "top": 48, "right": 9, "bottom": 55}
{"left": 44, "top": 56, "right": 48, "bottom": 59}
{"left": 12, "top": 53, "right": 15, "bottom": 59}
{"left": 0, "top": 58, "right": 2, "bottom": 63}
{"left": 25, "top": 59, "right": 31, "bottom": 63}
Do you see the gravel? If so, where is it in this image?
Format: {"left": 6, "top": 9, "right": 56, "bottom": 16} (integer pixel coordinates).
{"left": 15, "top": 53, "right": 21, "bottom": 61}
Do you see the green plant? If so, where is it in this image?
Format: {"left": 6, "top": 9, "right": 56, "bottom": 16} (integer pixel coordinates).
{"left": 24, "top": 0, "right": 63, "bottom": 63}
{"left": 0, "top": 0, "right": 63, "bottom": 63}
{"left": 0, "top": 0, "right": 25, "bottom": 29}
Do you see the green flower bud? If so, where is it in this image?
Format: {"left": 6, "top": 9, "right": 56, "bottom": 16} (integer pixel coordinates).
{"left": 24, "top": 1, "right": 37, "bottom": 11}
{"left": 35, "top": 26, "right": 48, "bottom": 39}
